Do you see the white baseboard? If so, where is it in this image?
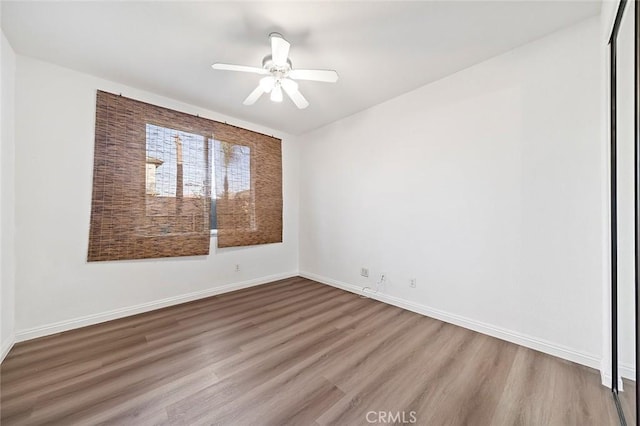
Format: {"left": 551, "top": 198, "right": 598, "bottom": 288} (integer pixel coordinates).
{"left": 620, "top": 363, "right": 636, "bottom": 381}
{"left": 15, "top": 272, "right": 298, "bottom": 343}
{"left": 601, "top": 370, "right": 625, "bottom": 389}
{"left": 1, "top": 333, "right": 15, "bottom": 363}
{"left": 300, "top": 271, "right": 602, "bottom": 372}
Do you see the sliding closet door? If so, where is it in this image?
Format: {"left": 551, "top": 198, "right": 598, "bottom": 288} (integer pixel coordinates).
{"left": 615, "top": 0, "right": 637, "bottom": 423}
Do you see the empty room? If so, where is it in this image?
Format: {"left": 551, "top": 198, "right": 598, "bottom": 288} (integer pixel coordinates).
{"left": 0, "top": 1, "right": 638, "bottom": 425}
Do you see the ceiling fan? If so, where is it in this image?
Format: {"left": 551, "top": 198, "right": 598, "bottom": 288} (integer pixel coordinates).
{"left": 212, "top": 33, "right": 339, "bottom": 109}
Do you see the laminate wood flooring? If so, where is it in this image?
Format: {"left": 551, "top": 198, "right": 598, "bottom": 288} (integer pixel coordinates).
{"left": 0, "top": 277, "right": 621, "bottom": 425}
{"left": 620, "top": 378, "right": 636, "bottom": 425}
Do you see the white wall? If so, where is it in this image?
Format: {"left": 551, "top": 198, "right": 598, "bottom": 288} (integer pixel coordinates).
{"left": 299, "top": 18, "right": 605, "bottom": 368}
{"left": 1, "top": 30, "right": 16, "bottom": 360}
{"left": 13, "top": 56, "right": 299, "bottom": 339}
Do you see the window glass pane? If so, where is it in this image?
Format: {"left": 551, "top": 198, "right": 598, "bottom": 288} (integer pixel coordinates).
{"left": 143, "top": 124, "right": 210, "bottom": 236}
{"left": 214, "top": 141, "right": 251, "bottom": 196}
{"left": 145, "top": 124, "right": 207, "bottom": 198}
{"left": 210, "top": 198, "right": 217, "bottom": 230}
{"left": 214, "top": 141, "right": 255, "bottom": 231}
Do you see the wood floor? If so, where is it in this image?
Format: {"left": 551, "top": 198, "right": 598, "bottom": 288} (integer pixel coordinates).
{"left": 620, "top": 378, "right": 636, "bottom": 425}
{"left": 0, "top": 277, "right": 621, "bottom": 425}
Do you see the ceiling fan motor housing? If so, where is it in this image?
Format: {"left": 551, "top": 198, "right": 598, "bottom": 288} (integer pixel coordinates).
{"left": 262, "top": 55, "right": 292, "bottom": 77}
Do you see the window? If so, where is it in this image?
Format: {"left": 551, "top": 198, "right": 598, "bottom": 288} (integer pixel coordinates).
{"left": 143, "top": 124, "right": 211, "bottom": 236}
{"left": 210, "top": 141, "right": 253, "bottom": 234}
{"left": 214, "top": 141, "right": 254, "bottom": 232}
{"left": 87, "top": 91, "right": 282, "bottom": 261}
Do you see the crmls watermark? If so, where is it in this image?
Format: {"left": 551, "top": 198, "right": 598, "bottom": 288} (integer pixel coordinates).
{"left": 365, "top": 411, "right": 417, "bottom": 424}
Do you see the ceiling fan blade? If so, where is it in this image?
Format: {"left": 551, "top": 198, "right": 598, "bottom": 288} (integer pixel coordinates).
{"left": 212, "top": 63, "right": 269, "bottom": 75}
{"left": 243, "top": 85, "right": 265, "bottom": 105}
{"left": 289, "top": 69, "right": 339, "bottom": 83}
{"left": 270, "top": 33, "right": 290, "bottom": 66}
{"left": 281, "top": 79, "right": 309, "bottom": 109}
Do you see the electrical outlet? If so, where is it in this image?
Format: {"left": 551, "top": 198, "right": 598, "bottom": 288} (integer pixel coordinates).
{"left": 410, "top": 278, "right": 416, "bottom": 288}
{"left": 235, "top": 264, "right": 240, "bottom": 273}
{"left": 360, "top": 268, "right": 369, "bottom": 278}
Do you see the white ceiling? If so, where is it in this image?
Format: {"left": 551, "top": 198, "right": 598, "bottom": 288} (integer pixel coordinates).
{"left": 2, "top": 1, "right": 600, "bottom": 135}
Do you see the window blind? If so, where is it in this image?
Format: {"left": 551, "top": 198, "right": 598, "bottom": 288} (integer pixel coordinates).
{"left": 212, "top": 123, "right": 282, "bottom": 248}
{"left": 87, "top": 91, "right": 282, "bottom": 261}
{"left": 88, "top": 91, "right": 213, "bottom": 261}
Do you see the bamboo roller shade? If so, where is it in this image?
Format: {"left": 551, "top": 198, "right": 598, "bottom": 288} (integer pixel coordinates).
{"left": 87, "top": 90, "right": 282, "bottom": 261}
